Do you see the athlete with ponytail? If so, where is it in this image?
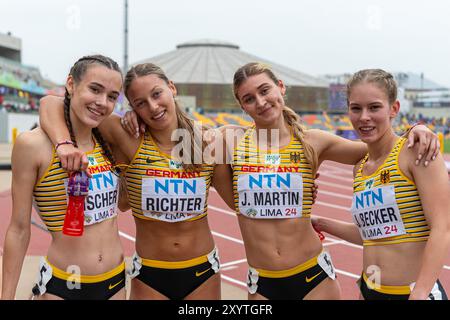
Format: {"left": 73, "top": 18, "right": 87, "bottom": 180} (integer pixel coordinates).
{"left": 2, "top": 55, "right": 126, "bottom": 300}
{"left": 38, "top": 63, "right": 231, "bottom": 300}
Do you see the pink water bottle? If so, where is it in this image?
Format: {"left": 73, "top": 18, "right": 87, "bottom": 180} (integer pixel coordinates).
{"left": 63, "top": 171, "right": 89, "bottom": 236}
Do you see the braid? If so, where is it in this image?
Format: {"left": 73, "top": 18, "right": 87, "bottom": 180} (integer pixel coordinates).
{"left": 92, "top": 127, "right": 128, "bottom": 198}
{"left": 63, "top": 88, "right": 77, "bottom": 147}
{"left": 282, "top": 106, "right": 318, "bottom": 174}
{"left": 174, "top": 101, "right": 206, "bottom": 172}
{"left": 64, "top": 54, "right": 123, "bottom": 177}
{"left": 92, "top": 128, "right": 116, "bottom": 167}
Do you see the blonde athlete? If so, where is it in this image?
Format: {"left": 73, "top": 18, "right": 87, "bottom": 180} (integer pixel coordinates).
{"left": 38, "top": 63, "right": 232, "bottom": 300}
{"left": 221, "top": 63, "right": 439, "bottom": 300}
{"left": 312, "top": 69, "right": 450, "bottom": 300}
{"left": 1, "top": 55, "right": 126, "bottom": 300}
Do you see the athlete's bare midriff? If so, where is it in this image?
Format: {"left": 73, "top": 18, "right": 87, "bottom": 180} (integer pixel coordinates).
{"left": 45, "top": 217, "right": 124, "bottom": 275}
{"left": 238, "top": 215, "right": 323, "bottom": 270}
{"left": 134, "top": 216, "right": 215, "bottom": 261}
{"left": 363, "top": 241, "right": 427, "bottom": 286}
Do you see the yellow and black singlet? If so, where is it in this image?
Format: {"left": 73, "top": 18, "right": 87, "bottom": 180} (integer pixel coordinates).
{"left": 33, "top": 142, "right": 119, "bottom": 232}
{"left": 351, "top": 137, "right": 430, "bottom": 246}
{"left": 125, "top": 131, "right": 214, "bottom": 223}
{"left": 232, "top": 127, "right": 314, "bottom": 219}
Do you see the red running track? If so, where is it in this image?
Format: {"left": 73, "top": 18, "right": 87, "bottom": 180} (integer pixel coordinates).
{"left": 1, "top": 160, "right": 449, "bottom": 299}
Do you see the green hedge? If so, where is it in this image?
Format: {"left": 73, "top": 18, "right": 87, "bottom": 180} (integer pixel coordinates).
{"left": 444, "top": 139, "right": 450, "bottom": 154}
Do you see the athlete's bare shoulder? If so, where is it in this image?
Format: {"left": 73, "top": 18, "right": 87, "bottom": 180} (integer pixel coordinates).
{"left": 12, "top": 128, "right": 53, "bottom": 167}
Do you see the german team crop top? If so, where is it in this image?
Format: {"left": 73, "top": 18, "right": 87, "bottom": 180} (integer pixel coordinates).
{"left": 124, "top": 131, "right": 214, "bottom": 223}
{"left": 33, "top": 141, "right": 119, "bottom": 232}
{"left": 351, "top": 137, "right": 430, "bottom": 246}
{"left": 232, "top": 126, "right": 314, "bottom": 219}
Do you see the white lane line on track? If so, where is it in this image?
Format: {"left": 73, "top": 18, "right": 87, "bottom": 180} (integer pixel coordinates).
{"left": 316, "top": 201, "right": 349, "bottom": 211}
{"left": 119, "top": 231, "right": 136, "bottom": 242}
{"left": 317, "top": 180, "right": 353, "bottom": 191}
{"left": 335, "top": 268, "right": 360, "bottom": 279}
{"left": 212, "top": 231, "right": 244, "bottom": 244}
{"left": 221, "top": 274, "right": 247, "bottom": 288}
{"left": 209, "top": 204, "right": 236, "bottom": 216}
{"left": 319, "top": 171, "right": 354, "bottom": 183}
{"left": 221, "top": 266, "right": 238, "bottom": 271}
{"left": 317, "top": 189, "right": 352, "bottom": 200}
{"left": 221, "top": 259, "right": 247, "bottom": 268}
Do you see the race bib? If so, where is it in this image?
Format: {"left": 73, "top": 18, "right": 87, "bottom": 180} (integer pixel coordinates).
{"left": 351, "top": 185, "right": 406, "bottom": 240}
{"left": 237, "top": 172, "right": 303, "bottom": 219}
{"left": 64, "top": 171, "right": 119, "bottom": 226}
{"left": 141, "top": 177, "right": 207, "bottom": 222}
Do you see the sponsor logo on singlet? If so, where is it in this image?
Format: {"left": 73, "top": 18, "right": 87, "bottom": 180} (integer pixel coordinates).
{"left": 169, "top": 159, "right": 183, "bottom": 170}
{"left": 350, "top": 185, "right": 406, "bottom": 240}
{"left": 264, "top": 154, "right": 281, "bottom": 165}
{"left": 237, "top": 172, "right": 303, "bottom": 219}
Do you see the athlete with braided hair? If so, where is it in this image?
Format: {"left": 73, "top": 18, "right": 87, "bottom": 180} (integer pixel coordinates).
{"left": 1, "top": 55, "right": 127, "bottom": 300}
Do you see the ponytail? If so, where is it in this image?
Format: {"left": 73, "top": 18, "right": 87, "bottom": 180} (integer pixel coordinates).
{"left": 282, "top": 106, "right": 317, "bottom": 174}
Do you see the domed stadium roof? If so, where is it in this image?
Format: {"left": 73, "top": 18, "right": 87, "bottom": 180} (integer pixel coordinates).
{"left": 133, "top": 39, "right": 328, "bottom": 87}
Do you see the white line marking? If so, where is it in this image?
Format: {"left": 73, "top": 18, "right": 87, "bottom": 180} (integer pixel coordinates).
{"left": 212, "top": 231, "right": 244, "bottom": 244}
{"left": 119, "top": 231, "right": 136, "bottom": 242}
{"left": 317, "top": 180, "right": 353, "bottom": 191}
{"left": 209, "top": 205, "right": 236, "bottom": 216}
{"left": 335, "top": 268, "right": 360, "bottom": 279}
{"left": 221, "top": 259, "right": 247, "bottom": 268}
{"left": 316, "top": 201, "right": 349, "bottom": 211}
{"left": 317, "top": 189, "right": 352, "bottom": 200}
{"left": 221, "top": 274, "right": 247, "bottom": 288}
{"left": 319, "top": 171, "right": 354, "bottom": 183}
{"left": 221, "top": 266, "right": 238, "bottom": 271}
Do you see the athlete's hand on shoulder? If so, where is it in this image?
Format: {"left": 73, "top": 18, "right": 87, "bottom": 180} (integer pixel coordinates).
{"left": 121, "top": 110, "right": 145, "bottom": 139}
{"left": 407, "top": 124, "right": 440, "bottom": 166}
{"left": 57, "top": 144, "right": 91, "bottom": 177}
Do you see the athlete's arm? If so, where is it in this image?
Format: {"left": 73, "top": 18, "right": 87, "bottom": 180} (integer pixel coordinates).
{"left": 1, "top": 133, "right": 40, "bottom": 299}
{"left": 306, "top": 129, "right": 368, "bottom": 165}
{"left": 39, "top": 96, "right": 136, "bottom": 172}
{"left": 212, "top": 164, "right": 235, "bottom": 211}
{"left": 311, "top": 216, "right": 363, "bottom": 245}
{"left": 405, "top": 146, "right": 450, "bottom": 300}
{"left": 203, "top": 127, "right": 234, "bottom": 210}
{"left": 307, "top": 127, "right": 439, "bottom": 167}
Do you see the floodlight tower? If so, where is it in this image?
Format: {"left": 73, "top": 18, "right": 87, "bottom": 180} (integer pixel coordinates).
{"left": 123, "top": 0, "right": 129, "bottom": 73}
